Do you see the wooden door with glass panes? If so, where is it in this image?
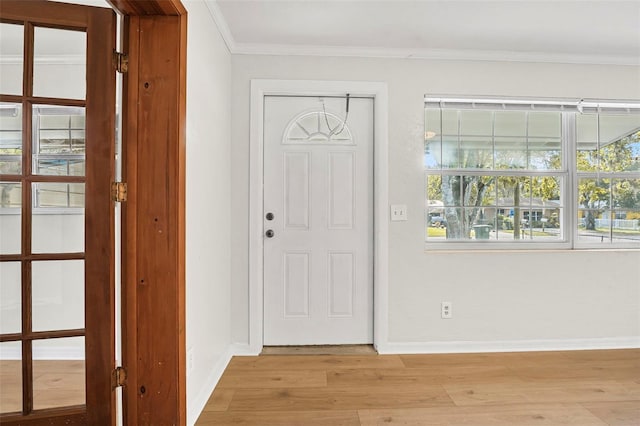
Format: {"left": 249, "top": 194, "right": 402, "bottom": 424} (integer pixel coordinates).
{"left": 0, "top": 1, "right": 116, "bottom": 424}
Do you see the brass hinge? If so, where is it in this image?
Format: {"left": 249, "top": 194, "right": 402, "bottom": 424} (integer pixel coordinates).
{"left": 112, "top": 366, "right": 127, "bottom": 389}
{"left": 111, "top": 182, "right": 127, "bottom": 202}
{"left": 113, "top": 51, "right": 128, "bottom": 73}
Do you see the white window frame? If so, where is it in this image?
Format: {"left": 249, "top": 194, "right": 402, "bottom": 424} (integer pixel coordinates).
{"left": 424, "top": 96, "right": 640, "bottom": 250}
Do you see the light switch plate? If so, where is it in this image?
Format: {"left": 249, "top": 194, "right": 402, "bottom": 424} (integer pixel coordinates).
{"left": 390, "top": 204, "right": 407, "bottom": 221}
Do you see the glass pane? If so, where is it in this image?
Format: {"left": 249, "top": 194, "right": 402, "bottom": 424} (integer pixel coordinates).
{"left": 599, "top": 114, "right": 640, "bottom": 152}
{"left": 428, "top": 172, "right": 563, "bottom": 243}
{"left": 495, "top": 137, "right": 526, "bottom": 169}
{"left": 577, "top": 113, "right": 640, "bottom": 172}
{"left": 613, "top": 178, "right": 640, "bottom": 210}
{"left": 527, "top": 176, "right": 562, "bottom": 207}
{"left": 441, "top": 110, "right": 458, "bottom": 135}
{"left": 424, "top": 109, "right": 441, "bottom": 169}
{"left": 0, "top": 262, "right": 21, "bottom": 334}
{"left": 441, "top": 207, "right": 464, "bottom": 240}
{"left": 33, "top": 27, "right": 86, "bottom": 100}
{"left": 496, "top": 176, "right": 527, "bottom": 206}
{"left": 494, "top": 111, "right": 526, "bottom": 137}
{"left": 33, "top": 106, "right": 86, "bottom": 177}
{"left": 529, "top": 112, "right": 561, "bottom": 138}
{"left": 424, "top": 109, "right": 441, "bottom": 138}
{"left": 577, "top": 114, "right": 599, "bottom": 171}
{"left": 578, "top": 209, "right": 613, "bottom": 244}
{"left": 464, "top": 176, "right": 496, "bottom": 206}
{"left": 426, "top": 174, "right": 442, "bottom": 203}
{"left": 33, "top": 337, "right": 85, "bottom": 410}
{"left": 461, "top": 137, "right": 492, "bottom": 168}
{"left": 0, "top": 182, "right": 21, "bottom": 254}
{"left": 577, "top": 114, "right": 598, "bottom": 146}
{"left": 0, "top": 23, "right": 23, "bottom": 96}
{"left": 439, "top": 175, "right": 463, "bottom": 206}
{"left": 32, "top": 260, "right": 84, "bottom": 332}
{"left": 577, "top": 177, "right": 610, "bottom": 216}
{"left": 0, "top": 341, "right": 21, "bottom": 414}
{"left": 470, "top": 207, "right": 495, "bottom": 240}
{"left": 530, "top": 139, "right": 561, "bottom": 170}
{"left": 0, "top": 103, "right": 22, "bottom": 174}
{"left": 424, "top": 138, "right": 441, "bottom": 169}
{"left": 611, "top": 179, "right": 640, "bottom": 243}
{"left": 577, "top": 178, "right": 611, "bottom": 242}
{"left": 599, "top": 126, "right": 640, "bottom": 173}
{"left": 32, "top": 183, "right": 84, "bottom": 253}
{"left": 33, "top": 181, "right": 85, "bottom": 209}
{"left": 529, "top": 112, "right": 562, "bottom": 170}
{"left": 441, "top": 137, "right": 458, "bottom": 168}
{"left": 608, "top": 210, "right": 640, "bottom": 243}
{"left": 459, "top": 110, "right": 492, "bottom": 137}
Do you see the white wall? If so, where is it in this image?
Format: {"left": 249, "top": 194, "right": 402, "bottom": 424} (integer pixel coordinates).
{"left": 184, "top": 1, "right": 232, "bottom": 424}
{"left": 230, "top": 55, "right": 640, "bottom": 350}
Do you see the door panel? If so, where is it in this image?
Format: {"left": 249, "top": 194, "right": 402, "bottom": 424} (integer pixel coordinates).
{"left": 263, "top": 95, "right": 374, "bottom": 345}
{"left": 0, "top": 1, "right": 116, "bottom": 424}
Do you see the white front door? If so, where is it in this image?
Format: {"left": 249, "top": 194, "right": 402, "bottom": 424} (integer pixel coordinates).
{"left": 263, "top": 95, "right": 374, "bottom": 345}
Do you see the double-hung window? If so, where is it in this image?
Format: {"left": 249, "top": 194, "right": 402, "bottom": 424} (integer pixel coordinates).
{"left": 424, "top": 96, "right": 640, "bottom": 249}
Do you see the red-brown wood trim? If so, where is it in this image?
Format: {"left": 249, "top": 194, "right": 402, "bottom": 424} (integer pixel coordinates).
{"left": 120, "top": 13, "right": 140, "bottom": 426}
{"left": 107, "top": 0, "right": 186, "bottom": 17}
{"left": 0, "top": 407, "right": 87, "bottom": 425}
{"left": 0, "top": 1, "right": 95, "bottom": 28}
{"left": 83, "top": 6, "right": 117, "bottom": 426}
{"left": 130, "top": 15, "right": 186, "bottom": 425}
{"left": 0, "top": 329, "right": 85, "bottom": 343}
{"left": 20, "top": 20, "right": 34, "bottom": 416}
{"left": 0, "top": 95, "right": 86, "bottom": 107}
{"left": 0, "top": 253, "right": 85, "bottom": 262}
{"left": 112, "top": 1, "right": 187, "bottom": 425}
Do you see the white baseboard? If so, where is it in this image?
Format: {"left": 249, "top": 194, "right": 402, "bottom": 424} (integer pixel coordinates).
{"left": 376, "top": 336, "right": 640, "bottom": 355}
{"left": 187, "top": 345, "right": 235, "bottom": 426}
{"left": 231, "top": 343, "right": 261, "bottom": 356}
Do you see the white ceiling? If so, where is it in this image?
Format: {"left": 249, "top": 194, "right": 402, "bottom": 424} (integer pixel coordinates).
{"left": 210, "top": 0, "right": 640, "bottom": 65}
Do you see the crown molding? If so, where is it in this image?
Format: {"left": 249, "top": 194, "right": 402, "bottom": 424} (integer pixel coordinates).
{"left": 203, "top": 1, "right": 639, "bottom": 66}
{"left": 231, "top": 43, "right": 639, "bottom": 66}
{"left": 204, "top": 0, "right": 236, "bottom": 53}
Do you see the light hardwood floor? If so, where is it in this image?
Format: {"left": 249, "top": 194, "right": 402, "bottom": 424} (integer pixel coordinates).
{"left": 0, "top": 360, "right": 85, "bottom": 414}
{"left": 196, "top": 349, "right": 640, "bottom": 425}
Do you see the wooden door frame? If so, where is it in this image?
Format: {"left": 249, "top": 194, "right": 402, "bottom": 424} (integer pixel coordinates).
{"left": 248, "top": 80, "right": 390, "bottom": 355}
{"left": 107, "top": 1, "right": 187, "bottom": 425}
{"left": 0, "top": 0, "right": 187, "bottom": 424}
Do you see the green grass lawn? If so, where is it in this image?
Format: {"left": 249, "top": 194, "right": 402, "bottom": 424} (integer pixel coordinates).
{"left": 593, "top": 227, "right": 640, "bottom": 236}
{"left": 502, "top": 229, "right": 554, "bottom": 237}
{"left": 426, "top": 227, "right": 555, "bottom": 238}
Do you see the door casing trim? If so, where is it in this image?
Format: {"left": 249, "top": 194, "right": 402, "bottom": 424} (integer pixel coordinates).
{"left": 249, "top": 79, "right": 389, "bottom": 353}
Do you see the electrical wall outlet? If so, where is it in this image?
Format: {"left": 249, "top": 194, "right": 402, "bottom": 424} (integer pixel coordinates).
{"left": 441, "top": 302, "right": 452, "bottom": 319}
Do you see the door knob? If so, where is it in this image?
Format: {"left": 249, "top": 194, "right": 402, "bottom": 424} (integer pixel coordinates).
{"left": 265, "top": 229, "right": 275, "bottom": 238}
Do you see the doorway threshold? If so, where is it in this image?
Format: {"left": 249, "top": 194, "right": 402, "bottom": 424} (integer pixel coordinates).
{"left": 260, "top": 344, "right": 377, "bottom": 356}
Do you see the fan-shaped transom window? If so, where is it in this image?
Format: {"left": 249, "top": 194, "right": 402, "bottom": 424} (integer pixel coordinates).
{"left": 284, "top": 110, "right": 354, "bottom": 145}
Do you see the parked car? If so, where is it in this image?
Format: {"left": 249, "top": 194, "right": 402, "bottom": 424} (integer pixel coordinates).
{"left": 430, "top": 216, "right": 447, "bottom": 228}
